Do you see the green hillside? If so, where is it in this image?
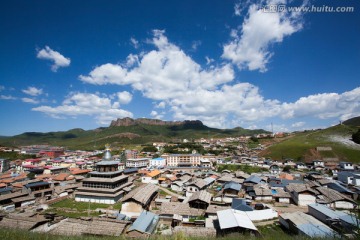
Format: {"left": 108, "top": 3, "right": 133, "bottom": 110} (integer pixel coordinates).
{"left": 0, "top": 122, "right": 268, "bottom": 150}
{"left": 260, "top": 124, "right": 360, "bottom": 163}
{"left": 343, "top": 116, "right": 360, "bottom": 127}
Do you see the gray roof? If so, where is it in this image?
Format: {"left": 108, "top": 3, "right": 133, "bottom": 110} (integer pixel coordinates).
{"left": 280, "top": 212, "right": 337, "bottom": 238}
{"left": 308, "top": 203, "right": 359, "bottom": 227}
{"left": 316, "top": 187, "right": 356, "bottom": 204}
{"left": 285, "top": 183, "right": 318, "bottom": 195}
{"left": 122, "top": 183, "right": 158, "bottom": 206}
{"left": 127, "top": 210, "right": 159, "bottom": 234}
{"left": 160, "top": 202, "right": 204, "bottom": 216}
{"left": 188, "top": 190, "right": 212, "bottom": 204}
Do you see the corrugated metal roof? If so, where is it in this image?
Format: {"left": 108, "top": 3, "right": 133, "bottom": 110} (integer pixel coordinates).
{"left": 224, "top": 181, "right": 241, "bottom": 191}
{"left": 217, "top": 209, "right": 257, "bottom": 231}
{"left": 128, "top": 210, "right": 159, "bottom": 234}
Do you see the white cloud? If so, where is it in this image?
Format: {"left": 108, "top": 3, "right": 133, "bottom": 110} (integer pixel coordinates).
{"left": 77, "top": 30, "right": 360, "bottom": 130}
{"left": 79, "top": 63, "right": 128, "bottom": 85}
{"left": 22, "top": 98, "right": 39, "bottom": 104}
{"left": 223, "top": 0, "right": 304, "bottom": 72}
{"left": 130, "top": 37, "right": 139, "bottom": 49}
{"left": 22, "top": 87, "right": 43, "bottom": 96}
{"left": 291, "top": 121, "right": 305, "bottom": 128}
{"left": 281, "top": 87, "right": 360, "bottom": 121}
{"left": 191, "top": 40, "right": 202, "bottom": 51}
{"left": 117, "top": 91, "right": 132, "bottom": 104}
{"left": 0, "top": 95, "right": 16, "bottom": 100}
{"left": 150, "top": 110, "right": 164, "bottom": 119}
{"left": 205, "top": 56, "right": 214, "bottom": 65}
{"left": 32, "top": 92, "right": 133, "bottom": 125}
{"left": 37, "top": 46, "right": 71, "bottom": 72}
{"left": 155, "top": 101, "right": 166, "bottom": 109}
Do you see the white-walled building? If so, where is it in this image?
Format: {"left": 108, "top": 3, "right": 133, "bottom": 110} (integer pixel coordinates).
{"left": 165, "top": 154, "right": 202, "bottom": 167}
{"left": 149, "top": 157, "right": 166, "bottom": 168}
{"left": 126, "top": 158, "right": 149, "bottom": 168}
{"left": 0, "top": 158, "right": 10, "bottom": 173}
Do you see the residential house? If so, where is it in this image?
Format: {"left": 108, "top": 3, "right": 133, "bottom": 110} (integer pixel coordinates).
{"left": 170, "top": 175, "right": 191, "bottom": 192}
{"left": 315, "top": 186, "right": 357, "bottom": 209}
{"left": 217, "top": 209, "right": 258, "bottom": 236}
{"left": 308, "top": 203, "right": 359, "bottom": 233}
{"left": 121, "top": 183, "right": 158, "bottom": 218}
{"left": 141, "top": 170, "right": 161, "bottom": 184}
{"left": 253, "top": 185, "right": 272, "bottom": 201}
{"left": 279, "top": 211, "right": 338, "bottom": 238}
{"left": 338, "top": 171, "right": 360, "bottom": 186}
{"left": 296, "top": 162, "right": 307, "bottom": 170}
{"left": 188, "top": 190, "right": 212, "bottom": 209}
{"left": 269, "top": 164, "right": 281, "bottom": 175}
{"left": 126, "top": 210, "right": 159, "bottom": 238}
{"left": 159, "top": 202, "right": 204, "bottom": 225}
{"left": 285, "top": 183, "right": 318, "bottom": 206}
{"left": 339, "top": 162, "right": 354, "bottom": 171}
{"left": 327, "top": 182, "right": 357, "bottom": 200}
{"left": 185, "top": 179, "right": 208, "bottom": 196}
{"left": 271, "top": 188, "right": 291, "bottom": 203}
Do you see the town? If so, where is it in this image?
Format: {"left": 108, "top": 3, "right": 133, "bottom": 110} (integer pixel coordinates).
{"left": 0, "top": 136, "right": 359, "bottom": 239}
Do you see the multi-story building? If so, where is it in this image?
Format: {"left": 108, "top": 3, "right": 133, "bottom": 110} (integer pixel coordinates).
{"left": 126, "top": 158, "right": 149, "bottom": 168}
{"left": 0, "top": 158, "right": 10, "bottom": 173}
{"left": 165, "top": 154, "right": 202, "bottom": 167}
{"left": 75, "top": 145, "right": 131, "bottom": 204}
{"left": 149, "top": 157, "right": 166, "bottom": 168}
{"left": 125, "top": 149, "right": 139, "bottom": 159}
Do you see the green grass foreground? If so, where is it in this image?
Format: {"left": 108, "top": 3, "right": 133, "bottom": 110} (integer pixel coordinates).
{"left": 0, "top": 223, "right": 328, "bottom": 240}
{"left": 45, "top": 198, "right": 122, "bottom": 218}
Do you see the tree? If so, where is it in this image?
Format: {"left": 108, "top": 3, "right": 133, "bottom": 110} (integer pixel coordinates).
{"left": 27, "top": 172, "right": 36, "bottom": 180}
{"left": 283, "top": 165, "right": 292, "bottom": 173}
{"left": 352, "top": 129, "right": 360, "bottom": 144}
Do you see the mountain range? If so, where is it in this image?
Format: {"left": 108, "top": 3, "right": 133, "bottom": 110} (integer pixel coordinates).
{"left": 0, "top": 118, "right": 269, "bottom": 150}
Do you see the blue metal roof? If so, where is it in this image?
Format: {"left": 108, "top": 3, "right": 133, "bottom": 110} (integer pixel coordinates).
{"left": 123, "top": 168, "right": 138, "bottom": 174}
{"left": 0, "top": 187, "right": 13, "bottom": 194}
{"left": 244, "top": 175, "right": 262, "bottom": 184}
{"left": 297, "top": 223, "right": 335, "bottom": 238}
{"left": 231, "top": 198, "right": 253, "bottom": 211}
{"left": 25, "top": 181, "right": 50, "bottom": 188}
{"left": 152, "top": 158, "right": 165, "bottom": 161}
{"left": 128, "top": 210, "right": 159, "bottom": 234}
{"left": 224, "top": 181, "right": 241, "bottom": 191}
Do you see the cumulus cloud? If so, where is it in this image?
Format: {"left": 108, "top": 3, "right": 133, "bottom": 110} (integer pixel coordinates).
{"left": 32, "top": 92, "right": 133, "bottom": 125}
{"left": 76, "top": 30, "right": 360, "bottom": 129}
{"left": 37, "top": 46, "right": 71, "bottom": 72}
{"left": 281, "top": 88, "right": 360, "bottom": 121}
{"left": 223, "top": 0, "right": 304, "bottom": 72}
{"left": 117, "top": 91, "right": 132, "bottom": 104}
{"left": 22, "top": 87, "right": 43, "bottom": 96}
{"left": 22, "top": 98, "right": 39, "bottom": 104}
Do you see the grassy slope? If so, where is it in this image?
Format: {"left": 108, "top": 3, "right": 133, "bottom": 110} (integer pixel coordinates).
{"left": 0, "top": 124, "right": 268, "bottom": 150}
{"left": 260, "top": 124, "right": 360, "bottom": 163}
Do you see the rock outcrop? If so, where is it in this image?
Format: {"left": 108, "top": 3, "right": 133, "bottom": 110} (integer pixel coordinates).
{"left": 110, "top": 117, "right": 204, "bottom": 128}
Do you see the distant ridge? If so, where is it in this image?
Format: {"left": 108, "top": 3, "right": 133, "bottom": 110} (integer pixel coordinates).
{"left": 110, "top": 117, "right": 204, "bottom": 127}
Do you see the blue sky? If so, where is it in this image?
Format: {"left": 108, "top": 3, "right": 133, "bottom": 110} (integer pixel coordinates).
{"left": 0, "top": 0, "right": 359, "bottom": 136}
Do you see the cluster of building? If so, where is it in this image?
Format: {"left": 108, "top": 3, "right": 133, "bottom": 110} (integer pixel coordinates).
{"left": 0, "top": 142, "right": 359, "bottom": 238}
